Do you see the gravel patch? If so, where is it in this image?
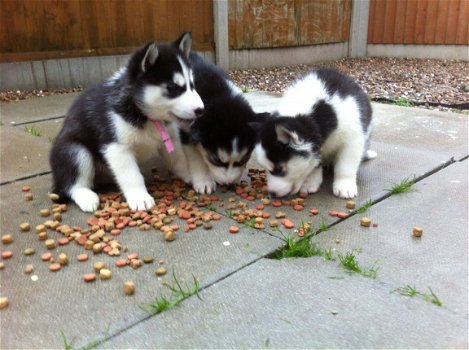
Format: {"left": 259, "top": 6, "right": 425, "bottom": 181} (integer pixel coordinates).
{"left": 1, "top": 57, "right": 467, "bottom": 111}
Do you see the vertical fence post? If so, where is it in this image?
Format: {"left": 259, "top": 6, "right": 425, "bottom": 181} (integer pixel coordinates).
{"left": 348, "top": 0, "right": 370, "bottom": 57}
{"left": 213, "top": 0, "right": 229, "bottom": 70}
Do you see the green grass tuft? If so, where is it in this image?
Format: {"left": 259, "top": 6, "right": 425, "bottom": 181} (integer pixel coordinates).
{"left": 276, "top": 236, "right": 323, "bottom": 259}
{"left": 338, "top": 250, "right": 379, "bottom": 278}
{"left": 318, "top": 217, "right": 331, "bottom": 232}
{"left": 354, "top": 199, "right": 373, "bottom": 214}
{"left": 25, "top": 125, "right": 41, "bottom": 136}
{"left": 393, "top": 285, "right": 444, "bottom": 307}
{"left": 140, "top": 271, "right": 201, "bottom": 316}
{"left": 386, "top": 177, "right": 416, "bottom": 195}
{"left": 241, "top": 85, "right": 250, "bottom": 93}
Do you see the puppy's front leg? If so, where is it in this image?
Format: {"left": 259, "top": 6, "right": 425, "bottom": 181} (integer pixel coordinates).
{"left": 103, "top": 143, "right": 155, "bottom": 210}
{"left": 300, "top": 166, "right": 323, "bottom": 194}
{"left": 183, "top": 144, "right": 216, "bottom": 194}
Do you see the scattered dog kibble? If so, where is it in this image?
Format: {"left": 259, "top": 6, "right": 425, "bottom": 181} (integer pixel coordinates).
{"left": 155, "top": 267, "right": 167, "bottom": 276}
{"left": 143, "top": 256, "right": 154, "bottom": 264}
{"left": 99, "top": 268, "right": 112, "bottom": 280}
{"left": 49, "top": 263, "right": 61, "bottom": 272}
{"left": 77, "top": 254, "right": 89, "bottom": 262}
{"left": 413, "top": 227, "right": 423, "bottom": 237}
{"left": 164, "top": 230, "right": 176, "bottom": 241}
{"left": 1, "top": 251, "right": 13, "bottom": 260}
{"left": 49, "top": 193, "right": 60, "bottom": 202}
{"left": 58, "top": 253, "right": 68, "bottom": 265}
{"left": 41, "top": 252, "right": 52, "bottom": 261}
{"left": 35, "top": 224, "right": 46, "bottom": 233}
{"left": 337, "top": 212, "right": 348, "bottom": 219}
{"left": 21, "top": 186, "right": 31, "bottom": 192}
{"left": 123, "top": 281, "right": 135, "bottom": 295}
{"left": 0, "top": 297, "right": 9, "bottom": 310}
{"left": 229, "top": 226, "right": 240, "bottom": 234}
{"left": 94, "top": 261, "right": 107, "bottom": 272}
{"left": 19, "top": 223, "right": 31, "bottom": 232}
{"left": 83, "top": 273, "right": 97, "bottom": 282}
{"left": 24, "top": 193, "right": 33, "bottom": 201}
{"left": 328, "top": 210, "right": 338, "bottom": 217}
{"left": 24, "top": 264, "right": 34, "bottom": 274}
{"left": 45, "top": 239, "right": 56, "bottom": 249}
{"left": 309, "top": 208, "right": 320, "bottom": 215}
{"left": 360, "top": 217, "right": 371, "bottom": 227}
{"left": 23, "top": 248, "right": 35, "bottom": 256}
{"left": 281, "top": 219, "right": 295, "bottom": 229}
{"left": 346, "top": 201, "right": 356, "bottom": 209}
{"left": 0, "top": 262, "right": 5, "bottom": 269}
{"left": 40, "top": 209, "right": 50, "bottom": 217}
{"left": 1, "top": 235, "right": 13, "bottom": 244}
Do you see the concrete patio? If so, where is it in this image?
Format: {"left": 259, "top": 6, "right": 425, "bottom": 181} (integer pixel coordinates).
{"left": 0, "top": 91, "right": 467, "bottom": 349}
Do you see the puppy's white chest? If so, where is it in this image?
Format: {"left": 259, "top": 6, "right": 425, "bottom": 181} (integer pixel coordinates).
{"left": 112, "top": 112, "right": 162, "bottom": 161}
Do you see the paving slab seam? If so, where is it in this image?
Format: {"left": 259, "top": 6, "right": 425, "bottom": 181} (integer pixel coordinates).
{"left": 0, "top": 170, "right": 52, "bottom": 186}
{"left": 9, "top": 115, "right": 65, "bottom": 126}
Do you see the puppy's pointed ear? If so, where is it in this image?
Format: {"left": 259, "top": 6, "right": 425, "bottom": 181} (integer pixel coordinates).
{"left": 175, "top": 32, "right": 192, "bottom": 59}
{"left": 275, "top": 124, "right": 302, "bottom": 146}
{"left": 254, "top": 112, "right": 271, "bottom": 122}
{"left": 141, "top": 42, "right": 159, "bottom": 72}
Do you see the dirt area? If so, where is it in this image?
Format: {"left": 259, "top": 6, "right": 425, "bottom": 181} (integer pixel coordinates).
{"left": 1, "top": 57, "right": 468, "bottom": 111}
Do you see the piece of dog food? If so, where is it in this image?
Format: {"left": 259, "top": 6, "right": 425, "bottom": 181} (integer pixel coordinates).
{"left": 124, "top": 281, "right": 135, "bottom": 295}
{"left": 155, "top": 267, "right": 167, "bottom": 276}
{"left": 282, "top": 219, "right": 295, "bottom": 229}
{"left": 58, "top": 253, "right": 69, "bottom": 265}
{"left": 0, "top": 297, "right": 9, "bottom": 309}
{"left": 19, "top": 223, "right": 31, "bottom": 232}
{"left": 229, "top": 226, "right": 240, "bottom": 234}
{"left": 412, "top": 227, "right": 423, "bottom": 237}
{"left": 346, "top": 201, "right": 356, "bottom": 209}
{"left": 99, "top": 269, "right": 112, "bottom": 280}
{"left": 1, "top": 251, "right": 13, "bottom": 260}
{"left": 360, "top": 217, "right": 371, "bottom": 227}
{"left": 83, "top": 273, "right": 96, "bottom": 282}
{"left": 23, "top": 248, "right": 35, "bottom": 256}
{"left": 1, "top": 235, "right": 13, "bottom": 244}
{"left": 40, "top": 209, "right": 50, "bottom": 217}
{"left": 49, "top": 263, "right": 61, "bottom": 272}
{"left": 24, "top": 193, "right": 33, "bottom": 201}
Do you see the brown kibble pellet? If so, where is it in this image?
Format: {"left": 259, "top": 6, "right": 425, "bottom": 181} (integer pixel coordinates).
{"left": 35, "top": 224, "right": 46, "bottom": 233}
{"left": 203, "top": 222, "right": 213, "bottom": 230}
{"left": 23, "top": 248, "right": 35, "bottom": 256}
{"left": 346, "top": 200, "right": 356, "bottom": 209}
{"left": 229, "top": 226, "right": 240, "bottom": 234}
{"left": 143, "top": 256, "right": 154, "bottom": 264}
{"left": 38, "top": 231, "right": 48, "bottom": 241}
{"left": 41, "top": 252, "right": 52, "bottom": 261}
{"left": 53, "top": 213, "right": 62, "bottom": 222}
{"left": 77, "top": 254, "right": 89, "bottom": 262}
{"left": 99, "top": 268, "right": 112, "bottom": 280}
{"left": 24, "top": 193, "right": 33, "bottom": 201}
{"left": 1, "top": 234, "right": 13, "bottom": 244}
{"left": 328, "top": 210, "right": 338, "bottom": 217}
{"left": 0, "top": 297, "right": 9, "bottom": 309}
{"left": 269, "top": 220, "right": 279, "bottom": 228}
{"left": 164, "top": 230, "right": 176, "bottom": 242}
{"left": 116, "top": 259, "right": 128, "bottom": 267}
{"left": 49, "top": 193, "right": 60, "bottom": 202}
{"left": 337, "top": 212, "right": 348, "bottom": 219}
{"left": 58, "top": 253, "right": 68, "bottom": 265}
{"left": 20, "top": 223, "right": 31, "bottom": 232}
{"left": 49, "top": 263, "right": 61, "bottom": 272}
{"left": 21, "top": 185, "right": 31, "bottom": 192}
{"left": 309, "top": 209, "right": 320, "bottom": 215}
{"left": 24, "top": 264, "right": 34, "bottom": 274}
{"left": 412, "top": 227, "right": 423, "bottom": 237}
{"left": 1, "top": 251, "right": 13, "bottom": 260}
{"left": 282, "top": 219, "right": 295, "bottom": 229}
{"left": 93, "top": 261, "right": 107, "bottom": 272}
{"left": 123, "top": 281, "right": 135, "bottom": 295}
{"left": 0, "top": 262, "right": 5, "bottom": 269}
{"left": 155, "top": 267, "right": 167, "bottom": 276}
{"left": 360, "top": 217, "right": 371, "bottom": 227}
{"left": 83, "top": 273, "right": 96, "bottom": 282}
{"left": 45, "top": 239, "right": 56, "bottom": 249}
{"left": 293, "top": 204, "right": 304, "bottom": 211}
{"left": 40, "top": 209, "right": 50, "bottom": 217}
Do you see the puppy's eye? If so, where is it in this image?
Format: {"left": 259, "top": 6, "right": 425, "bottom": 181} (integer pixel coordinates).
{"left": 233, "top": 153, "right": 251, "bottom": 167}
{"left": 209, "top": 154, "right": 228, "bottom": 168}
{"left": 268, "top": 166, "right": 285, "bottom": 177}
{"left": 167, "top": 83, "right": 184, "bottom": 95}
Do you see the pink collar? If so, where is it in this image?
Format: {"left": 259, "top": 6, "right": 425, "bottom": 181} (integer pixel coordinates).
{"left": 151, "top": 120, "right": 175, "bottom": 153}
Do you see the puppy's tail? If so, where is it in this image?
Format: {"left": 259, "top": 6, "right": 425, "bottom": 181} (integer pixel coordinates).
{"left": 363, "top": 149, "right": 378, "bottom": 161}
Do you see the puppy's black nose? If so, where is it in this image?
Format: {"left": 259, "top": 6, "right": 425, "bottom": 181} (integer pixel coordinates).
{"left": 194, "top": 108, "right": 204, "bottom": 117}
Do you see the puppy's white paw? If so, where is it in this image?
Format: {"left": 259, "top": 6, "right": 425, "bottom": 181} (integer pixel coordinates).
{"left": 193, "top": 178, "right": 217, "bottom": 194}
{"left": 125, "top": 189, "right": 155, "bottom": 211}
{"left": 333, "top": 179, "right": 357, "bottom": 199}
{"left": 71, "top": 187, "right": 100, "bottom": 213}
{"left": 300, "top": 181, "right": 321, "bottom": 194}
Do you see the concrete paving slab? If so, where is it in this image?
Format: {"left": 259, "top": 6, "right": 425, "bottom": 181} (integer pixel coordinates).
{"left": 103, "top": 258, "right": 467, "bottom": 349}
{"left": 0, "top": 174, "right": 283, "bottom": 349}
{"left": 0, "top": 124, "right": 52, "bottom": 184}
{"left": 0, "top": 93, "right": 80, "bottom": 125}
{"left": 311, "top": 160, "right": 468, "bottom": 315}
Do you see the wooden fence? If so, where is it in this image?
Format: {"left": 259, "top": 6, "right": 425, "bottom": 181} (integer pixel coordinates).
{"left": 368, "top": 0, "right": 469, "bottom": 45}
{"left": 0, "top": 0, "right": 214, "bottom": 63}
{"left": 228, "top": 0, "right": 352, "bottom": 49}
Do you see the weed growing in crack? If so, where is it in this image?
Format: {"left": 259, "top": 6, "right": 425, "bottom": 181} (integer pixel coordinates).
{"left": 25, "top": 125, "right": 41, "bottom": 136}
{"left": 386, "top": 177, "right": 416, "bottom": 195}
{"left": 338, "top": 250, "right": 379, "bottom": 278}
{"left": 140, "top": 271, "right": 201, "bottom": 316}
{"left": 354, "top": 199, "right": 373, "bottom": 214}
{"left": 393, "top": 285, "right": 444, "bottom": 306}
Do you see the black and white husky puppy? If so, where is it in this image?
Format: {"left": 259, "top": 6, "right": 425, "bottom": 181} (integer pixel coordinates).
{"left": 255, "top": 68, "right": 377, "bottom": 199}
{"left": 50, "top": 33, "right": 204, "bottom": 212}
{"left": 179, "top": 52, "right": 267, "bottom": 194}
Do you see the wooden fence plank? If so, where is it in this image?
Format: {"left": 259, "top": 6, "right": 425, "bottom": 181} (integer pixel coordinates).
{"left": 455, "top": 0, "right": 468, "bottom": 44}
{"left": 393, "top": 0, "right": 407, "bottom": 43}
{"left": 403, "top": 0, "right": 418, "bottom": 44}
{"left": 414, "top": 0, "right": 428, "bottom": 44}
{"left": 423, "top": 0, "right": 439, "bottom": 43}
{"left": 434, "top": 0, "right": 450, "bottom": 44}
{"left": 383, "top": 0, "right": 397, "bottom": 43}
{"left": 444, "top": 0, "right": 460, "bottom": 43}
